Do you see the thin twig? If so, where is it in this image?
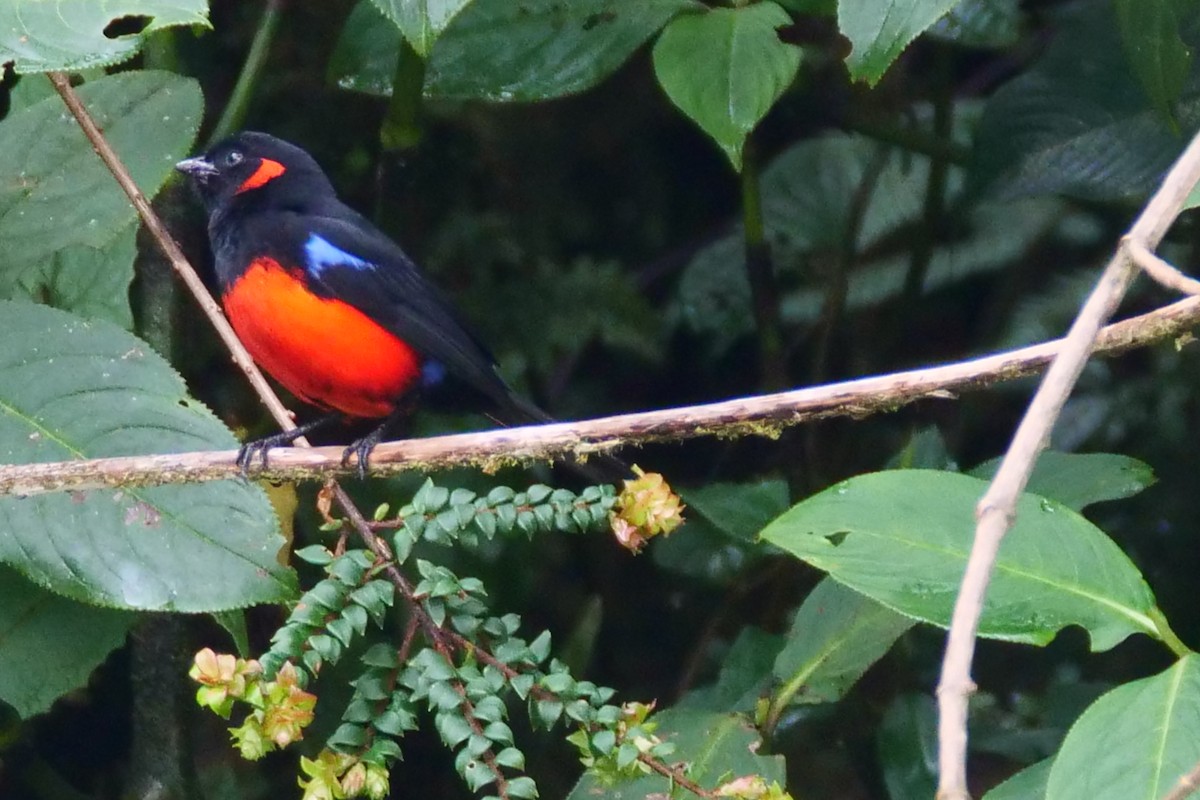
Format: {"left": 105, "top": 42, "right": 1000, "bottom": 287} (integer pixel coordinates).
{"left": 4, "top": 292, "right": 1200, "bottom": 496}
{"left": 48, "top": 72, "right": 303, "bottom": 441}
{"left": 935, "top": 131, "right": 1200, "bottom": 800}
{"left": 1125, "top": 237, "right": 1200, "bottom": 296}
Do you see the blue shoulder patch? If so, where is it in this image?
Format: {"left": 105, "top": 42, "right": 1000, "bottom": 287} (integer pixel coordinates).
{"left": 303, "top": 233, "right": 374, "bottom": 276}
{"left": 421, "top": 359, "right": 448, "bottom": 389}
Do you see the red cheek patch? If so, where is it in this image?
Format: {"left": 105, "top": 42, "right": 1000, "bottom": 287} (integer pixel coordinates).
{"left": 235, "top": 158, "right": 287, "bottom": 194}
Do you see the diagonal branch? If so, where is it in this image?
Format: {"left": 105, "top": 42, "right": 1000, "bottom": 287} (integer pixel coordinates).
{"left": 2, "top": 292, "right": 1200, "bottom": 496}
{"left": 935, "top": 130, "right": 1200, "bottom": 800}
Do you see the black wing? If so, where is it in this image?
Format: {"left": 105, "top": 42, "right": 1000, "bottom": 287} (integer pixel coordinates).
{"left": 266, "top": 210, "right": 546, "bottom": 423}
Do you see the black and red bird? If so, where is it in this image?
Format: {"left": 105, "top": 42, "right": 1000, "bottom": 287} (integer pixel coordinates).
{"left": 176, "top": 131, "right": 620, "bottom": 478}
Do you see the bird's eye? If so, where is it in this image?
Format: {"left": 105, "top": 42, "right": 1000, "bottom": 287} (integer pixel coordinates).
{"left": 223, "top": 150, "right": 244, "bottom": 167}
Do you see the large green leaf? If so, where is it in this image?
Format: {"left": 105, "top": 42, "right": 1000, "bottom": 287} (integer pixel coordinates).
{"left": 969, "top": 451, "right": 1156, "bottom": 512}
{"left": 0, "top": 566, "right": 135, "bottom": 718}
{"left": 328, "top": 1, "right": 402, "bottom": 97}
{"left": 983, "top": 759, "right": 1053, "bottom": 800}
{"left": 0, "top": 0, "right": 209, "bottom": 73}
{"left": 0, "top": 70, "right": 202, "bottom": 271}
{"left": 1115, "top": 0, "right": 1193, "bottom": 125}
{"left": 566, "top": 709, "right": 786, "bottom": 798}
{"left": 759, "top": 470, "right": 1159, "bottom": 650}
{"left": 652, "top": 2, "right": 802, "bottom": 170}
{"left": 4, "top": 222, "right": 137, "bottom": 330}
{"left": 971, "top": 2, "right": 1200, "bottom": 201}
{"left": 1046, "top": 656, "right": 1200, "bottom": 800}
{"left": 425, "top": 0, "right": 699, "bottom": 101}
{"left": 839, "top": 0, "right": 960, "bottom": 85}
{"left": 0, "top": 302, "right": 296, "bottom": 611}
{"left": 370, "top": 0, "right": 471, "bottom": 57}
{"left": 772, "top": 578, "right": 913, "bottom": 707}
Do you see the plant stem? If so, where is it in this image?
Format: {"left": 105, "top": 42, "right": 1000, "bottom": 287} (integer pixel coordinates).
{"left": 206, "top": 0, "right": 284, "bottom": 147}
{"left": 741, "top": 138, "right": 787, "bottom": 391}
{"left": 1151, "top": 606, "right": 1193, "bottom": 658}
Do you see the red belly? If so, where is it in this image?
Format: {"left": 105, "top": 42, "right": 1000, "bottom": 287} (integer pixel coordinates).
{"left": 222, "top": 258, "right": 421, "bottom": 418}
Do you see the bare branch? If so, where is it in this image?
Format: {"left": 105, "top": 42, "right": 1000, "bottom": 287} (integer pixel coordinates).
{"left": 2, "top": 294, "right": 1199, "bottom": 496}
{"left": 935, "top": 130, "right": 1200, "bottom": 800}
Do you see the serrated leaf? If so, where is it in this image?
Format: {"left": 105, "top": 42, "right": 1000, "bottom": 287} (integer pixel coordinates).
{"left": 567, "top": 709, "right": 785, "bottom": 798}
{"left": 759, "top": 470, "right": 1159, "bottom": 650}
{"left": 0, "top": 0, "right": 210, "bottom": 73}
{"left": 0, "top": 71, "right": 202, "bottom": 272}
{"left": 425, "top": 0, "right": 699, "bottom": 101}
{"left": 5, "top": 222, "right": 137, "bottom": 330}
{"left": 1046, "top": 656, "right": 1200, "bottom": 799}
{"left": 839, "top": 0, "right": 960, "bottom": 85}
{"left": 772, "top": 578, "right": 913, "bottom": 706}
{"left": 969, "top": 451, "right": 1156, "bottom": 512}
{"left": 0, "top": 302, "right": 296, "bottom": 611}
{"left": 0, "top": 566, "right": 134, "bottom": 717}
{"left": 653, "top": 2, "right": 801, "bottom": 170}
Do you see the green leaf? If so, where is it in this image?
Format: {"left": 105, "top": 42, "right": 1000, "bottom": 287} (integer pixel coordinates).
{"left": 567, "top": 709, "right": 785, "bottom": 798}
{"left": 211, "top": 609, "right": 251, "bottom": 657}
{"left": 1046, "top": 656, "right": 1200, "bottom": 799}
{"left": 839, "top": 0, "right": 960, "bottom": 85}
{"left": 1115, "top": 0, "right": 1193, "bottom": 125}
{"left": 759, "top": 470, "right": 1159, "bottom": 650}
{"left": 328, "top": 1, "right": 402, "bottom": 97}
{"left": 5, "top": 222, "right": 137, "bottom": 330}
{"left": 772, "top": 578, "right": 913, "bottom": 707}
{"left": 652, "top": 2, "right": 802, "bottom": 170}
{"left": 680, "top": 627, "right": 782, "bottom": 712}
{"left": 425, "top": 0, "right": 699, "bottom": 101}
{"left": 775, "top": 0, "right": 835, "bottom": 16}
{"left": 0, "top": 302, "right": 296, "bottom": 611}
{"left": 877, "top": 694, "right": 938, "bottom": 800}
{"left": 926, "top": 0, "right": 1020, "bottom": 49}
{"left": 982, "top": 758, "right": 1053, "bottom": 800}
{"left": 654, "top": 479, "right": 787, "bottom": 583}
{"left": 0, "top": 71, "right": 202, "bottom": 272}
{"left": 968, "top": 451, "right": 1156, "bottom": 512}
{"left": 0, "top": 566, "right": 135, "bottom": 717}
{"left": 0, "top": 0, "right": 209, "bottom": 73}
{"left": 370, "top": 0, "right": 471, "bottom": 57}
{"left": 970, "top": 3, "right": 1200, "bottom": 202}
{"left": 683, "top": 479, "right": 790, "bottom": 544}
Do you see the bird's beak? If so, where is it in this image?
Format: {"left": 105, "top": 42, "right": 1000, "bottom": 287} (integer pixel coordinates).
{"left": 175, "top": 156, "right": 218, "bottom": 180}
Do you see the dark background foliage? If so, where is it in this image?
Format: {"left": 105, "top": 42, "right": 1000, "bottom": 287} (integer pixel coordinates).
{"left": 4, "top": 0, "right": 1200, "bottom": 798}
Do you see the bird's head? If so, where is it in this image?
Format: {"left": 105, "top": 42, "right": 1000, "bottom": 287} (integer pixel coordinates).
{"left": 175, "top": 131, "right": 335, "bottom": 217}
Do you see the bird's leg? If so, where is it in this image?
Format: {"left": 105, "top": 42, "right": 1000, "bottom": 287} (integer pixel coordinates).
{"left": 342, "top": 398, "right": 416, "bottom": 479}
{"left": 237, "top": 414, "right": 339, "bottom": 475}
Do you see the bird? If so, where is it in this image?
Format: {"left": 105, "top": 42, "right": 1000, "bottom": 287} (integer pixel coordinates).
{"left": 175, "top": 131, "right": 629, "bottom": 481}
